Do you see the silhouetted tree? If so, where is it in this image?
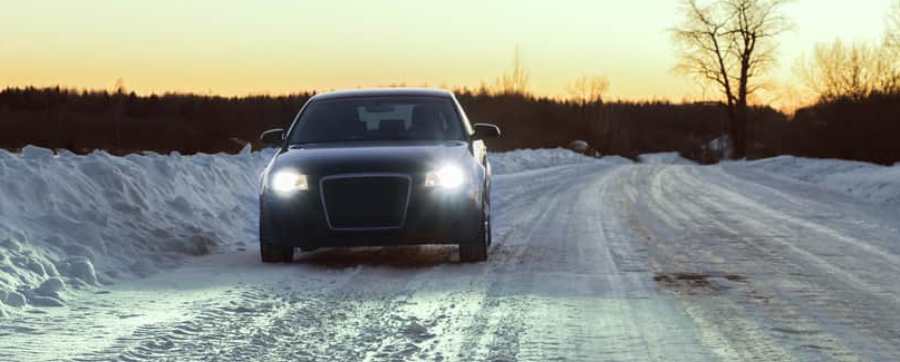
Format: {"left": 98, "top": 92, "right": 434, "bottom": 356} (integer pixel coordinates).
{"left": 794, "top": 2, "right": 900, "bottom": 101}
{"left": 884, "top": 1, "right": 900, "bottom": 92}
{"left": 673, "top": 0, "right": 790, "bottom": 159}
{"left": 888, "top": 1, "right": 900, "bottom": 51}
{"left": 796, "top": 39, "right": 897, "bottom": 101}
{"left": 567, "top": 75, "right": 609, "bottom": 105}
{"left": 494, "top": 46, "right": 530, "bottom": 96}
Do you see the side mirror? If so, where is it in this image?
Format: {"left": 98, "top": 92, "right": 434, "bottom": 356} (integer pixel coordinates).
{"left": 259, "top": 128, "right": 285, "bottom": 146}
{"left": 473, "top": 123, "right": 501, "bottom": 139}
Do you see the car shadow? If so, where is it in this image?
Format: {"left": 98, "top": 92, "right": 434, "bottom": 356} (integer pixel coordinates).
{"left": 294, "top": 245, "right": 458, "bottom": 269}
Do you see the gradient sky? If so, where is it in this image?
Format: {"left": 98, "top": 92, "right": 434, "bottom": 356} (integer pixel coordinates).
{"left": 0, "top": 0, "right": 893, "bottom": 103}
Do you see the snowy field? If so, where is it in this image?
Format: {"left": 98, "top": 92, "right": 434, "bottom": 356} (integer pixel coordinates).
{"left": 1, "top": 147, "right": 900, "bottom": 361}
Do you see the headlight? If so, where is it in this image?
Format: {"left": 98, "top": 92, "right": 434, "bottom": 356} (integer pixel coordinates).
{"left": 425, "top": 165, "right": 465, "bottom": 189}
{"left": 271, "top": 170, "right": 309, "bottom": 194}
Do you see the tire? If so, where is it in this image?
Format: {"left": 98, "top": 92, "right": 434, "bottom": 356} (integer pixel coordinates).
{"left": 260, "top": 205, "right": 295, "bottom": 263}
{"left": 459, "top": 196, "right": 491, "bottom": 263}
{"left": 260, "top": 242, "right": 295, "bottom": 263}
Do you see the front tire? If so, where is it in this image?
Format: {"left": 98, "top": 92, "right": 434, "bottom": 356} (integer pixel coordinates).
{"left": 459, "top": 197, "right": 491, "bottom": 263}
{"left": 261, "top": 242, "right": 295, "bottom": 263}
{"left": 459, "top": 240, "right": 487, "bottom": 262}
{"left": 260, "top": 204, "right": 295, "bottom": 263}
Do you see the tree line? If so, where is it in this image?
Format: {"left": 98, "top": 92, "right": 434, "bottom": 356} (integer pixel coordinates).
{"left": 0, "top": 84, "right": 896, "bottom": 164}
{"left": 0, "top": 85, "right": 843, "bottom": 163}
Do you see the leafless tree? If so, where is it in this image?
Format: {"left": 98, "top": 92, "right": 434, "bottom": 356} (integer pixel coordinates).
{"left": 885, "top": 1, "right": 900, "bottom": 91}
{"left": 567, "top": 75, "right": 610, "bottom": 105}
{"left": 795, "top": 2, "right": 900, "bottom": 101}
{"left": 888, "top": 1, "right": 900, "bottom": 51}
{"left": 673, "top": 0, "right": 790, "bottom": 159}
{"left": 796, "top": 39, "right": 896, "bottom": 101}
{"left": 495, "top": 46, "right": 530, "bottom": 96}
{"left": 114, "top": 78, "right": 127, "bottom": 94}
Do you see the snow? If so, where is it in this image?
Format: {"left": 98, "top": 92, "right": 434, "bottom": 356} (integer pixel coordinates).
{"left": 736, "top": 156, "right": 900, "bottom": 205}
{"left": 639, "top": 152, "right": 696, "bottom": 165}
{"left": 0, "top": 145, "right": 273, "bottom": 310}
{"left": 488, "top": 148, "right": 620, "bottom": 174}
{"left": 3, "top": 147, "right": 900, "bottom": 360}
{"left": 0, "top": 146, "right": 594, "bottom": 311}
{"left": 4, "top": 146, "right": 894, "bottom": 314}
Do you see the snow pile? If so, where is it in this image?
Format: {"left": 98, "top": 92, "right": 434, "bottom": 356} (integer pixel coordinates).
{"left": 740, "top": 156, "right": 900, "bottom": 205}
{"left": 0, "top": 146, "right": 272, "bottom": 311}
{"left": 0, "top": 145, "right": 617, "bottom": 314}
{"left": 639, "top": 152, "right": 696, "bottom": 165}
{"left": 489, "top": 148, "right": 619, "bottom": 175}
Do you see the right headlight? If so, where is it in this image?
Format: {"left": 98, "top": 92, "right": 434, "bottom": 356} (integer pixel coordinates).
{"left": 425, "top": 165, "right": 466, "bottom": 189}
{"left": 270, "top": 169, "right": 309, "bottom": 195}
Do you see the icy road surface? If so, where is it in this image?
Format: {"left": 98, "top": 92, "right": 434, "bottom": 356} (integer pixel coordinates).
{"left": 3, "top": 160, "right": 900, "bottom": 361}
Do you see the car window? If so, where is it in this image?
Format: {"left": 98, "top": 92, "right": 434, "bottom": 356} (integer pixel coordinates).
{"left": 289, "top": 97, "right": 464, "bottom": 144}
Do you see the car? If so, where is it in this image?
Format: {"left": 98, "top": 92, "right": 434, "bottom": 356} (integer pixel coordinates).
{"left": 257, "top": 88, "right": 501, "bottom": 263}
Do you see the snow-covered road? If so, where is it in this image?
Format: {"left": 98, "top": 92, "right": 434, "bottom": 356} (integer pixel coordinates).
{"left": 3, "top": 155, "right": 900, "bottom": 361}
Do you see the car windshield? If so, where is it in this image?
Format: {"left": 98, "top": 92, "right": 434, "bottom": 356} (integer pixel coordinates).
{"left": 288, "top": 96, "right": 465, "bottom": 144}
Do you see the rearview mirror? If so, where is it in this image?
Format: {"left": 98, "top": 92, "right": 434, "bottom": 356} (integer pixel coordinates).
{"left": 473, "top": 123, "right": 501, "bottom": 139}
{"left": 259, "top": 128, "right": 285, "bottom": 145}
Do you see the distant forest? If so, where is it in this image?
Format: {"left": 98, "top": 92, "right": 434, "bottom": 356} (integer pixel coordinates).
{"left": 0, "top": 86, "right": 898, "bottom": 164}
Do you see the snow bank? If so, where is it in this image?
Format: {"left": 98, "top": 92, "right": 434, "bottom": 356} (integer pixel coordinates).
{"left": 0, "top": 146, "right": 273, "bottom": 311}
{"left": 739, "top": 156, "right": 900, "bottom": 205}
{"left": 639, "top": 152, "right": 696, "bottom": 165}
{"left": 489, "top": 148, "right": 625, "bottom": 175}
{"left": 0, "top": 146, "right": 614, "bottom": 313}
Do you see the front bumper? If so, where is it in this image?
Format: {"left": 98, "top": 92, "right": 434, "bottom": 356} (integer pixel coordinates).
{"left": 262, "top": 185, "right": 483, "bottom": 248}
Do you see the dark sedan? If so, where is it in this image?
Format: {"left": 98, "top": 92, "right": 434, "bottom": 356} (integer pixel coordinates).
{"left": 258, "top": 88, "right": 500, "bottom": 263}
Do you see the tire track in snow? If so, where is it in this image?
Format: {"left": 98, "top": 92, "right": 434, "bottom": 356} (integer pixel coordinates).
{"left": 450, "top": 164, "right": 591, "bottom": 361}
{"left": 643, "top": 164, "right": 900, "bottom": 361}
{"left": 73, "top": 270, "right": 364, "bottom": 361}
{"left": 69, "top": 163, "right": 599, "bottom": 362}
{"left": 12, "top": 160, "right": 900, "bottom": 361}
{"left": 647, "top": 165, "right": 858, "bottom": 361}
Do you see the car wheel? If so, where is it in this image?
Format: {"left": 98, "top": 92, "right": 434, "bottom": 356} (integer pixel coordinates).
{"left": 459, "top": 197, "right": 490, "bottom": 263}
{"left": 484, "top": 189, "right": 493, "bottom": 247}
{"left": 260, "top": 242, "right": 295, "bottom": 263}
{"left": 260, "top": 206, "right": 294, "bottom": 263}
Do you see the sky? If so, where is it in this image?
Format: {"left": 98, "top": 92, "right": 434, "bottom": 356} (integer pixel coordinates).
{"left": 0, "top": 0, "right": 894, "bottom": 104}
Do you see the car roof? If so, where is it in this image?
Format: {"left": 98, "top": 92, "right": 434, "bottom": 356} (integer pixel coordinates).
{"left": 309, "top": 88, "right": 454, "bottom": 101}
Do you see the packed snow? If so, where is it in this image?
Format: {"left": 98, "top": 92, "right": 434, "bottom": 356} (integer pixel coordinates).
{"left": 638, "top": 152, "right": 696, "bottom": 165}
{"left": 487, "top": 147, "right": 625, "bottom": 174}
{"left": 735, "top": 156, "right": 900, "bottom": 205}
{"left": 2, "top": 147, "right": 900, "bottom": 361}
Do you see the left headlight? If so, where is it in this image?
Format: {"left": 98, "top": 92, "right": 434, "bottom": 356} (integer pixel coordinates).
{"left": 270, "top": 169, "right": 309, "bottom": 194}
{"left": 425, "top": 165, "right": 465, "bottom": 189}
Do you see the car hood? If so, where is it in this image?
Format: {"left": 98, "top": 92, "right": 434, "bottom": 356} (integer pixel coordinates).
{"left": 270, "top": 140, "right": 472, "bottom": 177}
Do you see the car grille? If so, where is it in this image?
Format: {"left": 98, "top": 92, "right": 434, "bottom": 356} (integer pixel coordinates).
{"left": 320, "top": 174, "right": 411, "bottom": 230}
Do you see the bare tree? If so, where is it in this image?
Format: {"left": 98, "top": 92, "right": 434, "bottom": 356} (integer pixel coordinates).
{"left": 888, "top": 1, "right": 900, "bottom": 51}
{"left": 796, "top": 2, "right": 900, "bottom": 101}
{"left": 673, "top": 0, "right": 790, "bottom": 159}
{"left": 885, "top": 1, "right": 900, "bottom": 92}
{"left": 796, "top": 39, "right": 896, "bottom": 101}
{"left": 114, "top": 77, "right": 127, "bottom": 94}
{"left": 567, "top": 75, "right": 610, "bottom": 105}
{"left": 495, "top": 46, "right": 530, "bottom": 95}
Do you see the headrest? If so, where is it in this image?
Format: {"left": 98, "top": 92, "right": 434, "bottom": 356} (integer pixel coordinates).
{"left": 379, "top": 119, "right": 405, "bottom": 134}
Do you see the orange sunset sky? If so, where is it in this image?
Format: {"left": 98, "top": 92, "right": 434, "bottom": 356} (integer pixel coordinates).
{"left": 1, "top": 0, "right": 894, "bottom": 107}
